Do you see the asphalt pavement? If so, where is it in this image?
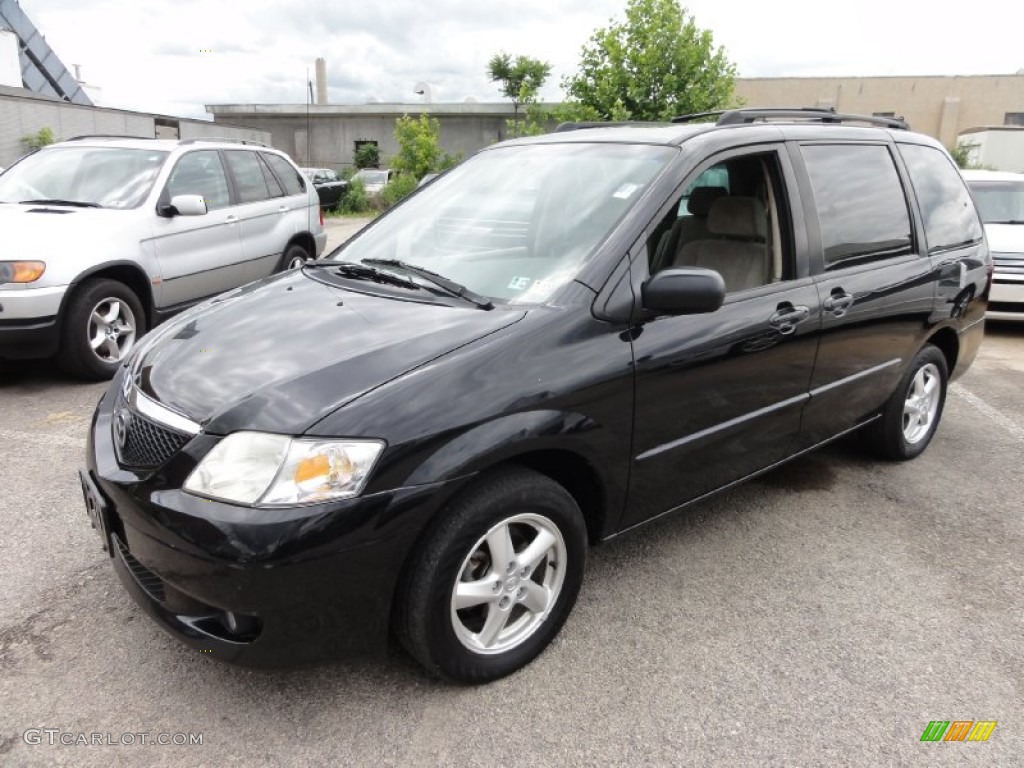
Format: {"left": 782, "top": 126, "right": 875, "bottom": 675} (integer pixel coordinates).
{"left": 0, "top": 319, "right": 1021, "bottom": 767}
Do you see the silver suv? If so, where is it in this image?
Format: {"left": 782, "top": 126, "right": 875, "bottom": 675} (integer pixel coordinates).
{"left": 0, "top": 136, "right": 327, "bottom": 378}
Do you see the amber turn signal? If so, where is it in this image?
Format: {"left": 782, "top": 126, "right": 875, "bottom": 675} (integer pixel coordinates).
{"left": 0, "top": 261, "right": 46, "bottom": 283}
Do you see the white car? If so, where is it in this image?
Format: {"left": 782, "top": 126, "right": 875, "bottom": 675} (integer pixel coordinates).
{"left": 0, "top": 136, "right": 327, "bottom": 377}
{"left": 962, "top": 169, "right": 1024, "bottom": 321}
{"left": 351, "top": 168, "right": 393, "bottom": 195}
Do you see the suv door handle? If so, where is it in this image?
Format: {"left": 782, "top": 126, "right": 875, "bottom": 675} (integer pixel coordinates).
{"left": 769, "top": 303, "right": 810, "bottom": 335}
{"left": 225, "top": 214, "right": 238, "bottom": 223}
{"left": 277, "top": 206, "right": 289, "bottom": 214}
{"left": 823, "top": 291, "right": 854, "bottom": 316}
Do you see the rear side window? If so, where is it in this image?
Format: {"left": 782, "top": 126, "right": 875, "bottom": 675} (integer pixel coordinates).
{"left": 898, "top": 144, "right": 983, "bottom": 252}
{"left": 225, "top": 150, "right": 272, "bottom": 203}
{"left": 263, "top": 153, "right": 307, "bottom": 196}
{"left": 801, "top": 144, "right": 913, "bottom": 269}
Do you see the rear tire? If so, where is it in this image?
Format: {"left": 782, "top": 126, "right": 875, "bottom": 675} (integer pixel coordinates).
{"left": 278, "top": 243, "right": 310, "bottom": 272}
{"left": 861, "top": 344, "right": 948, "bottom": 460}
{"left": 58, "top": 278, "right": 146, "bottom": 380}
{"left": 395, "top": 467, "right": 587, "bottom": 683}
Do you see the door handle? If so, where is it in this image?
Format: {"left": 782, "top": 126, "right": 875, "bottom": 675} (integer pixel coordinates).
{"left": 225, "top": 214, "right": 238, "bottom": 223}
{"left": 769, "top": 304, "right": 810, "bottom": 335}
{"left": 823, "top": 291, "right": 854, "bottom": 316}
{"left": 278, "top": 206, "right": 289, "bottom": 214}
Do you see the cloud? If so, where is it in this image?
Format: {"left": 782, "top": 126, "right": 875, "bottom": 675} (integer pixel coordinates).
{"left": 17, "top": 0, "right": 1024, "bottom": 120}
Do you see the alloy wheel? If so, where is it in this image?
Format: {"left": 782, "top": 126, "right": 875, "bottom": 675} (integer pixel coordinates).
{"left": 450, "top": 513, "right": 567, "bottom": 655}
{"left": 88, "top": 297, "right": 137, "bottom": 364}
{"left": 902, "top": 363, "right": 941, "bottom": 444}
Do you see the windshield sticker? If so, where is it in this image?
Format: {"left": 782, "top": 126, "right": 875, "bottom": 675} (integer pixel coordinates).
{"left": 613, "top": 183, "right": 641, "bottom": 199}
{"left": 508, "top": 276, "right": 531, "bottom": 290}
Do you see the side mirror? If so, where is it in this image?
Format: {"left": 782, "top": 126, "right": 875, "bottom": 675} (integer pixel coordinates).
{"left": 160, "top": 194, "right": 208, "bottom": 217}
{"left": 641, "top": 267, "right": 726, "bottom": 315}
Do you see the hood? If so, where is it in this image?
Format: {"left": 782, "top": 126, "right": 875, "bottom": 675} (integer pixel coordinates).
{"left": 0, "top": 204, "right": 131, "bottom": 254}
{"left": 984, "top": 223, "right": 1024, "bottom": 254}
{"left": 133, "top": 272, "right": 525, "bottom": 434}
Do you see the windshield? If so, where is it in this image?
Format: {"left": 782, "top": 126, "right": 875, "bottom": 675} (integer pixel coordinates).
{"left": 336, "top": 143, "right": 674, "bottom": 303}
{"left": 968, "top": 180, "right": 1024, "bottom": 224}
{"left": 0, "top": 146, "right": 169, "bottom": 209}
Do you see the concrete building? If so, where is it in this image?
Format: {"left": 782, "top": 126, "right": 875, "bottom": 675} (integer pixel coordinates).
{"left": 0, "top": 84, "right": 271, "bottom": 167}
{"left": 735, "top": 74, "right": 1024, "bottom": 147}
{"left": 207, "top": 101, "right": 521, "bottom": 170}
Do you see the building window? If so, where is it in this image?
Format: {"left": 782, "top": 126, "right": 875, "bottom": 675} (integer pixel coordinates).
{"left": 1004, "top": 112, "right": 1024, "bottom": 126}
{"left": 353, "top": 140, "right": 380, "bottom": 168}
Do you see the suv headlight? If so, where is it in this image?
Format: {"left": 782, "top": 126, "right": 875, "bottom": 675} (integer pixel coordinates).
{"left": 183, "top": 432, "right": 385, "bottom": 507}
{"left": 0, "top": 261, "right": 45, "bottom": 284}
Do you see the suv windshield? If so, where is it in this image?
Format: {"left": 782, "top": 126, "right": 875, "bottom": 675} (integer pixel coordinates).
{"left": 968, "top": 180, "right": 1024, "bottom": 224}
{"left": 337, "top": 143, "right": 674, "bottom": 303}
{"left": 0, "top": 146, "right": 169, "bottom": 209}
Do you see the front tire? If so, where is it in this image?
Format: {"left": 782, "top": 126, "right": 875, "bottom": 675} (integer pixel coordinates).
{"left": 861, "top": 344, "right": 948, "bottom": 460}
{"left": 58, "top": 278, "right": 146, "bottom": 380}
{"left": 395, "top": 468, "right": 587, "bottom": 683}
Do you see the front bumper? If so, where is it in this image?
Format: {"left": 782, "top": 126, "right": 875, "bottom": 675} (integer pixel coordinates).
{"left": 84, "top": 378, "right": 453, "bottom": 666}
{"left": 0, "top": 284, "right": 66, "bottom": 358}
{"left": 987, "top": 278, "right": 1024, "bottom": 321}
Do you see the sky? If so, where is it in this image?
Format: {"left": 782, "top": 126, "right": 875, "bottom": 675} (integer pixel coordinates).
{"left": 20, "top": 0, "right": 1024, "bottom": 120}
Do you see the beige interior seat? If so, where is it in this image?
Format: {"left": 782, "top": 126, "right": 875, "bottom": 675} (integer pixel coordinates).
{"left": 671, "top": 196, "right": 770, "bottom": 293}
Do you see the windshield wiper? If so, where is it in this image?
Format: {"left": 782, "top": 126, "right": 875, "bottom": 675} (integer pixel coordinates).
{"left": 20, "top": 198, "right": 102, "bottom": 208}
{"left": 362, "top": 259, "right": 494, "bottom": 309}
{"left": 303, "top": 260, "right": 421, "bottom": 290}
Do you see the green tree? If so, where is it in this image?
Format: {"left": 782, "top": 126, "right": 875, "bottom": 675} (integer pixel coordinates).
{"left": 21, "top": 126, "right": 56, "bottom": 150}
{"left": 949, "top": 140, "right": 981, "bottom": 169}
{"left": 487, "top": 52, "right": 551, "bottom": 137}
{"left": 561, "top": 0, "right": 736, "bottom": 122}
{"left": 391, "top": 114, "right": 443, "bottom": 181}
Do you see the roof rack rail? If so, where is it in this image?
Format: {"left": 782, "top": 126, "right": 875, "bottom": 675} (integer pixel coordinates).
{"left": 178, "top": 137, "right": 269, "bottom": 147}
{"left": 65, "top": 134, "right": 155, "bottom": 141}
{"left": 709, "top": 107, "right": 910, "bottom": 130}
{"left": 554, "top": 121, "right": 665, "bottom": 132}
{"left": 670, "top": 111, "right": 727, "bottom": 124}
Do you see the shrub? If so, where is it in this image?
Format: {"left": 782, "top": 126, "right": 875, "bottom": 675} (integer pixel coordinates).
{"left": 354, "top": 143, "right": 380, "bottom": 169}
{"left": 379, "top": 173, "right": 418, "bottom": 209}
{"left": 341, "top": 178, "right": 371, "bottom": 214}
{"left": 22, "top": 127, "right": 55, "bottom": 150}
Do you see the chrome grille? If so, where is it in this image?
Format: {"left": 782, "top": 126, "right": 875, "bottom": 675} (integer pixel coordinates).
{"left": 113, "top": 401, "right": 191, "bottom": 469}
{"left": 992, "top": 253, "right": 1024, "bottom": 275}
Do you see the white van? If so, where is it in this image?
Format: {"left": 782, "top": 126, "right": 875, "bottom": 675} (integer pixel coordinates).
{"left": 0, "top": 136, "right": 327, "bottom": 377}
{"left": 962, "top": 169, "right": 1024, "bottom": 321}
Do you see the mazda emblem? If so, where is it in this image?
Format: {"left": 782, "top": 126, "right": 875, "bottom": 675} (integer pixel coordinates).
{"left": 113, "top": 410, "right": 130, "bottom": 449}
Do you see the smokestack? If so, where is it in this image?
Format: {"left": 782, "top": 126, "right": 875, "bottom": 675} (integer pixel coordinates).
{"left": 315, "top": 57, "right": 327, "bottom": 105}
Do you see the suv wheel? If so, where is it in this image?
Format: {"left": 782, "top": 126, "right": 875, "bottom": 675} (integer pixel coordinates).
{"left": 395, "top": 468, "right": 587, "bottom": 683}
{"left": 59, "top": 278, "right": 146, "bottom": 380}
{"left": 279, "top": 244, "right": 310, "bottom": 271}
{"left": 862, "top": 344, "right": 949, "bottom": 460}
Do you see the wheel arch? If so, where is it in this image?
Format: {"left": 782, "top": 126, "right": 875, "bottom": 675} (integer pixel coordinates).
{"left": 286, "top": 231, "right": 316, "bottom": 260}
{"left": 924, "top": 325, "right": 959, "bottom": 375}
{"left": 60, "top": 262, "right": 155, "bottom": 329}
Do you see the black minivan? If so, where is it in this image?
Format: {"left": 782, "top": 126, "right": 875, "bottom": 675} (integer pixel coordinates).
{"left": 82, "top": 109, "right": 991, "bottom": 682}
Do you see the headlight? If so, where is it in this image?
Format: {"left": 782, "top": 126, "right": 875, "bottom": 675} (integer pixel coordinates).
{"left": 0, "top": 261, "right": 45, "bottom": 284}
{"left": 183, "top": 432, "right": 385, "bottom": 507}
